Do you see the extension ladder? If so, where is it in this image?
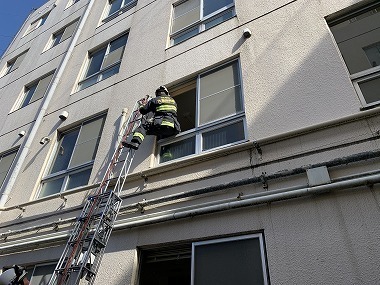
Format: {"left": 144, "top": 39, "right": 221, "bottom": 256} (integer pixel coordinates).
{"left": 48, "top": 97, "right": 148, "bottom": 285}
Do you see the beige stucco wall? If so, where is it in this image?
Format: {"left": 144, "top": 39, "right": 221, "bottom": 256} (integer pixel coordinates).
{"left": 0, "top": 0, "right": 379, "bottom": 284}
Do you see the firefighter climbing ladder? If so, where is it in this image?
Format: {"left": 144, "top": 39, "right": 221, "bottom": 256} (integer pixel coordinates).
{"left": 48, "top": 97, "right": 148, "bottom": 285}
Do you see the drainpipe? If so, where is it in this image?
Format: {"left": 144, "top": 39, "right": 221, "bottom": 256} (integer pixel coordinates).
{"left": 0, "top": 0, "right": 97, "bottom": 207}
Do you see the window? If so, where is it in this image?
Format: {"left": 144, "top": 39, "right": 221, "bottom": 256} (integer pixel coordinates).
{"left": 1, "top": 50, "right": 28, "bottom": 77}
{"left": 39, "top": 115, "right": 106, "bottom": 198}
{"left": 158, "top": 59, "right": 245, "bottom": 163}
{"left": 47, "top": 20, "right": 79, "bottom": 49}
{"left": 25, "top": 13, "right": 49, "bottom": 35}
{"left": 25, "top": 263, "right": 56, "bottom": 284}
{"left": 170, "top": 0, "right": 235, "bottom": 45}
{"left": 67, "top": 0, "right": 80, "bottom": 7}
{"left": 0, "top": 149, "right": 18, "bottom": 189}
{"left": 78, "top": 34, "right": 128, "bottom": 90}
{"left": 103, "top": 0, "right": 138, "bottom": 21}
{"left": 17, "top": 73, "right": 54, "bottom": 109}
{"left": 138, "top": 234, "right": 268, "bottom": 285}
{"left": 329, "top": 3, "right": 380, "bottom": 107}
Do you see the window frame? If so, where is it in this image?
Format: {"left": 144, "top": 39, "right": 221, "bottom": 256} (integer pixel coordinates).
{"left": 46, "top": 20, "right": 79, "bottom": 50}
{"left": 26, "top": 262, "right": 56, "bottom": 284}
{"left": 328, "top": 2, "right": 380, "bottom": 108}
{"left": 15, "top": 72, "right": 55, "bottom": 110}
{"left": 138, "top": 233, "right": 269, "bottom": 285}
{"left": 0, "top": 50, "right": 28, "bottom": 77}
{"left": 77, "top": 33, "right": 128, "bottom": 91}
{"left": 38, "top": 114, "right": 106, "bottom": 198}
{"left": 66, "top": 0, "right": 80, "bottom": 8}
{"left": 25, "top": 13, "right": 49, "bottom": 35}
{"left": 170, "top": 0, "right": 235, "bottom": 45}
{"left": 157, "top": 58, "right": 246, "bottom": 163}
{"left": 102, "top": 0, "right": 138, "bottom": 22}
{"left": 0, "top": 148, "right": 18, "bottom": 190}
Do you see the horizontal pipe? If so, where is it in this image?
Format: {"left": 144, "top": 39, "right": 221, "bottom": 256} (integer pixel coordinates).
{"left": 0, "top": 172, "right": 379, "bottom": 254}
{"left": 2, "top": 149, "right": 380, "bottom": 238}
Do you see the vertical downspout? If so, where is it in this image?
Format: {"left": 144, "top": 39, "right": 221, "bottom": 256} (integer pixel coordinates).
{"left": 0, "top": 0, "right": 97, "bottom": 206}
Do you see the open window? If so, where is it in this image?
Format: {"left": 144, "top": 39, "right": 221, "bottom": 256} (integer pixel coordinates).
{"left": 329, "top": 3, "right": 380, "bottom": 108}
{"left": 158, "top": 59, "right": 246, "bottom": 163}
{"left": 138, "top": 234, "right": 268, "bottom": 285}
{"left": 38, "top": 115, "right": 106, "bottom": 198}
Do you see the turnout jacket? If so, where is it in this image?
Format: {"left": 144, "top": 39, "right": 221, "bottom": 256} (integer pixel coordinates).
{"left": 139, "top": 95, "right": 181, "bottom": 135}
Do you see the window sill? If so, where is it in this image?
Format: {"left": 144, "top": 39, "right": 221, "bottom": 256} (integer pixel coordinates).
{"left": 101, "top": 1, "right": 138, "bottom": 24}
{"left": 129, "top": 140, "right": 252, "bottom": 180}
{"left": 360, "top": 102, "right": 380, "bottom": 111}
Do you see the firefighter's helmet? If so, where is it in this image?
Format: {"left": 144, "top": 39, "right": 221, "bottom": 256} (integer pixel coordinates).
{"left": 155, "top": 86, "right": 169, "bottom": 96}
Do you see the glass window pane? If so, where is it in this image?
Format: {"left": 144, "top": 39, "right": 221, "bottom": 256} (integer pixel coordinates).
{"left": 330, "top": 6, "right": 380, "bottom": 74}
{"left": 69, "top": 138, "right": 99, "bottom": 167}
{"left": 30, "top": 73, "right": 54, "bottom": 103}
{"left": 174, "top": 0, "right": 199, "bottom": 19}
{"left": 108, "top": 0, "right": 123, "bottom": 16}
{"left": 203, "top": 0, "right": 233, "bottom": 17}
{"left": 29, "top": 264, "right": 56, "bottom": 285}
{"left": 79, "top": 76, "right": 99, "bottom": 90}
{"left": 86, "top": 48, "right": 107, "bottom": 77}
{"left": 200, "top": 61, "right": 239, "bottom": 99}
{"left": 9, "top": 52, "right": 27, "bottom": 73}
{"left": 52, "top": 32, "right": 64, "bottom": 47}
{"left": 77, "top": 117, "right": 105, "bottom": 144}
{"left": 172, "top": 0, "right": 200, "bottom": 33}
{"left": 39, "top": 178, "right": 65, "bottom": 197}
{"left": 193, "top": 237, "right": 265, "bottom": 285}
{"left": 173, "top": 27, "right": 199, "bottom": 44}
{"left": 40, "top": 14, "right": 48, "bottom": 26}
{"left": 363, "top": 42, "right": 380, "bottom": 68}
{"left": 21, "top": 84, "right": 38, "bottom": 108}
{"left": 66, "top": 168, "right": 92, "bottom": 190}
{"left": 69, "top": 116, "right": 104, "bottom": 167}
{"left": 101, "top": 64, "right": 120, "bottom": 80}
{"left": 50, "top": 129, "right": 80, "bottom": 173}
{"left": 204, "top": 9, "right": 234, "bottom": 30}
{"left": 61, "top": 21, "right": 78, "bottom": 42}
{"left": 0, "top": 151, "right": 17, "bottom": 186}
{"left": 202, "top": 120, "right": 244, "bottom": 151}
{"left": 159, "top": 137, "right": 195, "bottom": 163}
{"left": 0, "top": 151, "right": 17, "bottom": 173}
{"left": 110, "top": 34, "right": 128, "bottom": 52}
{"left": 200, "top": 85, "right": 241, "bottom": 124}
{"left": 358, "top": 76, "right": 380, "bottom": 104}
{"left": 102, "top": 46, "right": 124, "bottom": 69}
{"left": 200, "top": 62, "right": 241, "bottom": 124}
{"left": 28, "top": 21, "right": 38, "bottom": 33}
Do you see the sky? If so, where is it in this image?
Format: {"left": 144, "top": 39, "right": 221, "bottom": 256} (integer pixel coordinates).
{"left": 0, "top": 0, "right": 48, "bottom": 57}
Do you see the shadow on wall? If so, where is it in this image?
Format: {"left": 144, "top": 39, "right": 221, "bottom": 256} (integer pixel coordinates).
{"left": 241, "top": 0, "right": 358, "bottom": 140}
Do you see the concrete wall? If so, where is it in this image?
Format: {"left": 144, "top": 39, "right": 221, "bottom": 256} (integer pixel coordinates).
{"left": 0, "top": 0, "right": 379, "bottom": 284}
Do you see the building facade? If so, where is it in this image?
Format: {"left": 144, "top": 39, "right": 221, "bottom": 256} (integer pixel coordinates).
{"left": 0, "top": 0, "right": 379, "bottom": 284}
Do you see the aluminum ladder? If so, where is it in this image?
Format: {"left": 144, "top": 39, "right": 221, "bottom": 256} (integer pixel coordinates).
{"left": 49, "top": 97, "right": 148, "bottom": 285}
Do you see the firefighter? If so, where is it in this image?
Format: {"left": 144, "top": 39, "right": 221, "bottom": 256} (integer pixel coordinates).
{"left": 122, "top": 86, "right": 181, "bottom": 150}
{"left": 0, "top": 265, "right": 29, "bottom": 285}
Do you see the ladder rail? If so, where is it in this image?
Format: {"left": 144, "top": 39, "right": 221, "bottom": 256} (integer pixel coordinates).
{"left": 49, "top": 97, "right": 148, "bottom": 285}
